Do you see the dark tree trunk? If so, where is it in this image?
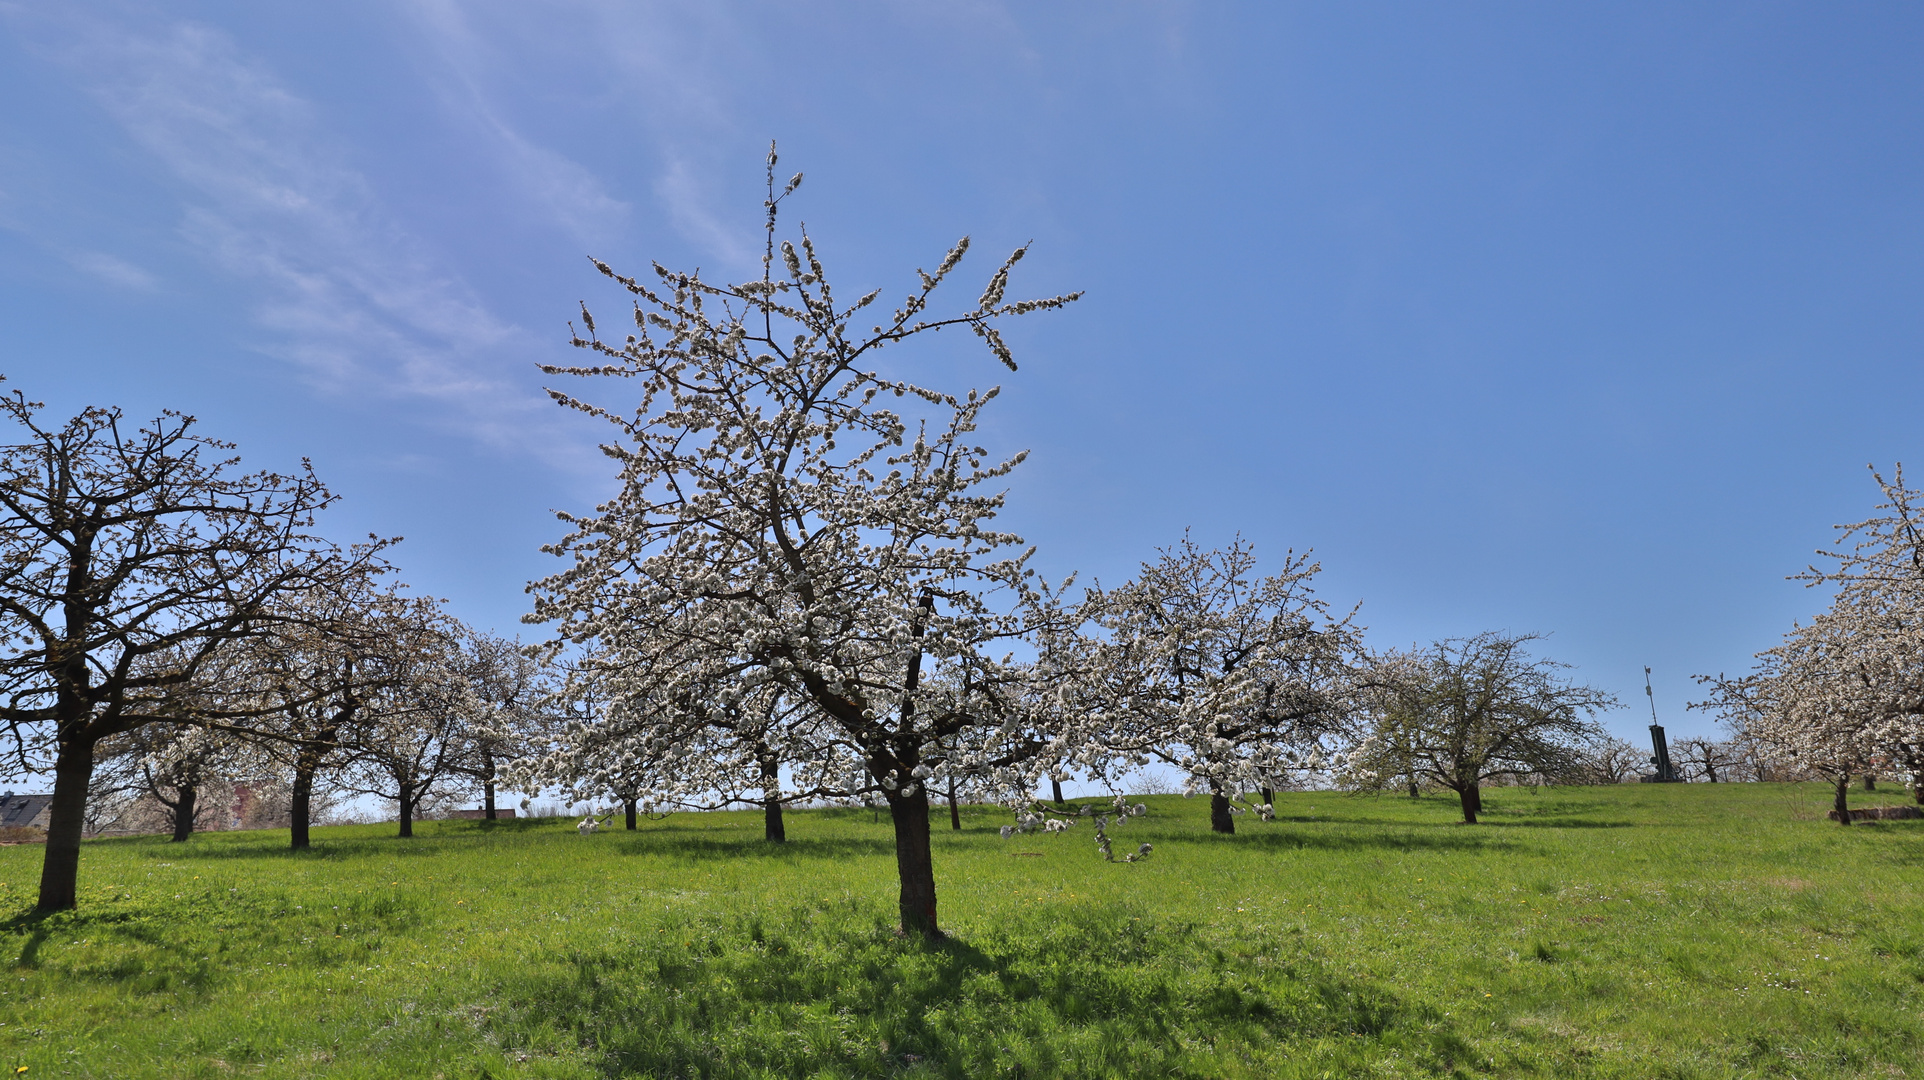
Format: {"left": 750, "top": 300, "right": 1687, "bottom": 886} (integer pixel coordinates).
{"left": 1704, "top": 763, "right": 1719, "bottom": 783}
{"left": 1834, "top": 775, "right": 1851, "bottom": 826}
{"left": 765, "top": 797, "right": 786, "bottom": 843}
{"left": 886, "top": 786, "right": 940, "bottom": 938}
{"left": 1407, "top": 777, "right": 1420, "bottom": 798}
{"left": 1210, "top": 791, "right": 1235, "bottom": 834}
{"left": 289, "top": 710, "right": 347, "bottom": 850}
{"left": 880, "top": 592, "right": 940, "bottom": 938}
{"left": 397, "top": 781, "right": 416, "bottom": 839}
{"left": 170, "top": 783, "right": 198, "bottom": 843}
{"left": 1913, "top": 773, "right": 1924, "bottom": 804}
{"left": 1459, "top": 782, "right": 1481, "bottom": 824}
{"left": 290, "top": 753, "right": 318, "bottom": 850}
{"left": 37, "top": 733, "right": 97, "bottom": 911}
{"left": 1051, "top": 777, "right": 1065, "bottom": 806}
{"left": 1863, "top": 774, "right": 1876, "bottom": 791}
{"left": 757, "top": 746, "right": 785, "bottom": 843}
{"left": 481, "top": 748, "right": 498, "bottom": 819}
{"left": 948, "top": 776, "right": 961, "bottom": 831}
{"left": 289, "top": 723, "right": 343, "bottom": 850}
{"left": 624, "top": 799, "right": 638, "bottom": 830}
{"left": 1260, "top": 787, "right": 1274, "bottom": 807}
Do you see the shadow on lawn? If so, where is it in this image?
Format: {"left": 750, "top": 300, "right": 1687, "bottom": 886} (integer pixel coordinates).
{"left": 131, "top": 837, "right": 440, "bottom": 862}
{"left": 1223, "top": 828, "right": 1522, "bottom": 855}
{"left": 1479, "top": 817, "right": 1637, "bottom": 829}
{"left": 496, "top": 900, "right": 1468, "bottom": 1079}
{"left": 609, "top": 833, "right": 896, "bottom": 862}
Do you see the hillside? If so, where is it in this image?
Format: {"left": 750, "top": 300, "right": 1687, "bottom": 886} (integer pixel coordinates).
{"left": 2, "top": 782, "right": 1920, "bottom": 1078}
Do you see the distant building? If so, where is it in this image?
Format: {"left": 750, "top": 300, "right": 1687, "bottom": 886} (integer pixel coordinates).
{"left": 448, "top": 808, "right": 516, "bottom": 820}
{"left": 230, "top": 784, "right": 257, "bottom": 829}
{"left": 0, "top": 792, "right": 52, "bottom": 830}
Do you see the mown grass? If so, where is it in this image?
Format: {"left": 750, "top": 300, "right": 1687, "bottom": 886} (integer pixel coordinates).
{"left": 2, "top": 781, "right": 1922, "bottom": 1078}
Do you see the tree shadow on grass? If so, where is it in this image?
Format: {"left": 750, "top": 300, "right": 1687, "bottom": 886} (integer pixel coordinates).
{"left": 1478, "top": 818, "right": 1638, "bottom": 829}
{"left": 139, "top": 838, "right": 438, "bottom": 862}
{"left": 0, "top": 915, "right": 52, "bottom": 961}
{"left": 494, "top": 899, "right": 1472, "bottom": 1079}
{"left": 1220, "top": 828, "right": 1523, "bottom": 856}
{"left": 607, "top": 833, "right": 896, "bottom": 862}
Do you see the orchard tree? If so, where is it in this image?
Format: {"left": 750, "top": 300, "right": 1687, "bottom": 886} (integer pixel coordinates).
{"left": 1697, "top": 466, "right": 1924, "bottom": 817}
{"left": 129, "top": 722, "right": 245, "bottom": 842}
{"left": 0, "top": 390, "right": 378, "bottom": 910}
{"left": 1696, "top": 628, "right": 1879, "bottom": 823}
{"left": 1670, "top": 735, "right": 1752, "bottom": 783}
{"left": 1074, "top": 535, "right": 1365, "bottom": 833}
{"left": 454, "top": 631, "right": 556, "bottom": 820}
{"left": 237, "top": 568, "right": 410, "bottom": 849}
{"left": 342, "top": 604, "right": 474, "bottom": 837}
{"left": 87, "top": 647, "right": 251, "bottom": 842}
{"left": 1575, "top": 737, "right": 1646, "bottom": 784}
{"left": 526, "top": 149, "right": 1081, "bottom": 937}
{"left": 517, "top": 671, "right": 849, "bottom": 842}
{"left": 1364, "top": 632, "right": 1615, "bottom": 823}
{"left": 1797, "top": 467, "right": 1924, "bottom": 804}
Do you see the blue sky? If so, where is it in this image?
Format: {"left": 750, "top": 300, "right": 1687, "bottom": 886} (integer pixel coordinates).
{"left": 3, "top": 2, "right": 1921, "bottom": 747}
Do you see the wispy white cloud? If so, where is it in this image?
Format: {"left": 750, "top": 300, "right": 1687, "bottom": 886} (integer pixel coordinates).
{"left": 399, "top": 0, "right": 633, "bottom": 251}
{"left": 8, "top": 9, "right": 588, "bottom": 464}
{"left": 65, "top": 250, "right": 158, "bottom": 290}
{"left": 404, "top": 0, "right": 768, "bottom": 270}
{"left": 652, "top": 155, "right": 759, "bottom": 268}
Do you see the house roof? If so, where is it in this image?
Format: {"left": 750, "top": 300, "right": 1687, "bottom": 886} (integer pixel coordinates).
{"left": 0, "top": 794, "right": 52, "bottom": 827}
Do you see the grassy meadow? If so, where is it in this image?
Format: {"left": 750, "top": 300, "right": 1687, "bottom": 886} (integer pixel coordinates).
{"left": 2, "top": 781, "right": 1922, "bottom": 1078}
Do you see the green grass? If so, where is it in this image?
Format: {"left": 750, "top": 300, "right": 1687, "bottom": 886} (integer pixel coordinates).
{"left": 3, "top": 782, "right": 1923, "bottom": 1078}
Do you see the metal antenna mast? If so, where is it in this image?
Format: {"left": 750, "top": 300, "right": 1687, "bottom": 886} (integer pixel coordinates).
{"left": 1644, "top": 666, "right": 1676, "bottom": 782}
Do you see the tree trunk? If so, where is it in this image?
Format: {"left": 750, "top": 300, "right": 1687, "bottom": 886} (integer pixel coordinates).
{"left": 947, "top": 776, "right": 961, "bottom": 831}
{"left": 1209, "top": 791, "right": 1235, "bottom": 834}
{"left": 397, "top": 781, "right": 415, "bottom": 839}
{"left": 289, "top": 710, "right": 346, "bottom": 851}
{"left": 290, "top": 754, "right": 317, "bottom": 850}
{"left": 879, "top": 591, "right": 940, "bottom": 938}
{"left": 886, "top": 786, "right": 940, "bottom": 938}
{"left": 757, "top": 748, "right": 785, "bottom": 843}
{"left": 624, "top": 799, "right": 638, "bottom": 830}
{"left": 170, "top": 783, "right": 198, "bottom": 843}
{"left": 481, "top": 748, "right": 498, "bottom": 819}
{"left": 1407, "top": 777, "right": 1420, "bottom": 798}
{"left": 1051, "top": 777, "right": 1065, "bottom": 806}
{"left": 1913, "top": 773, "right": 1924, "bottom": 805}
{"left": 1834, "top": 775, "right": 1852, "bottom": 826}
{"left": 1459, "top": 782, "right": 1480, "bottom": 824}
{"left": 1260, "top": 787, "right": 1274, "bottom": 807}
{"left": 37, "top": 733, "right": 97, "bottom": 911}
{"left": 1863, "top": 773, "right": 1876, "bottom": 791}
{"left": 764, "top": 796, "right": 786, "bottom": 843}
